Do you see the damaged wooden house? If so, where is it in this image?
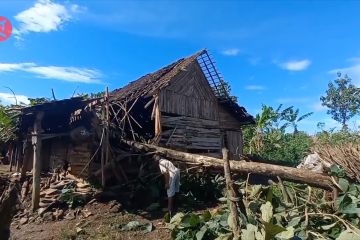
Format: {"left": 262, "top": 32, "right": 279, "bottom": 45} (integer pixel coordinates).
{"left": 14, "top": 97, "right": 99, "bottom": 179}
{"left": 9, "top": 49, "right": 254, "bottom": 209}
{"left": 109, "top": 49, "right": 254, "bottom": 159}
{"left": 12, "top": 49, "right": 254, "bottom": 179}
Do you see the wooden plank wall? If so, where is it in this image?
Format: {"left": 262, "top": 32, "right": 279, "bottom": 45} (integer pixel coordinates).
{"left": 21, "top": 138, "right": 95, "bottom": 179}
{"left": 68, "top": 142, "right": 92, "bottom": 178}
{"left": 160, "top": 61, "right": 219, "bottom": 121}
{"left": 160, "top": 115, "right": 222, "bottom": 151}
{"left": 218, "top": 106, "right": 242, "bottom": 130}
{"left": 226, "top": 130, "right": 243, "bottom": 160}
{"left": 48, "top": 138, "right": 68, "bottom": 171}
{"left": 158, "top": 60, "right": 245, "bottom": 159}
{"left": 160, "top": 90, "right": 219, "bottom": 120}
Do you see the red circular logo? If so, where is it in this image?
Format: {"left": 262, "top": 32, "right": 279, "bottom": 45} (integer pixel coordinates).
{"left": 0, "top": 16, "right": 12, "bottom": 41}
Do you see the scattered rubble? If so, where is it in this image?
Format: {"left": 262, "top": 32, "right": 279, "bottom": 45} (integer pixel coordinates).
{"left": 11, "top": 172, "right": 97, "bottom": 227}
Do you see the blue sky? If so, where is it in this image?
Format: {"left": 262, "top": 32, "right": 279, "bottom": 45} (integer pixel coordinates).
{"left": 0, "top": 0, "right": 360, "bottom": 133}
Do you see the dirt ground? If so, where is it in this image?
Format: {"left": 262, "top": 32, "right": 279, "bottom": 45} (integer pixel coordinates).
{"left": 10, "top": 202, "right": 171, "bottom": 240}
{"left": 0, "top": 164, "right": 170, "bottom": 240}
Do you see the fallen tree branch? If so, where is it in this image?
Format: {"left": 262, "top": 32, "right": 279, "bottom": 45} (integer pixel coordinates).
{"left": 122, "top": 140, "right": 337, "bottom": 190}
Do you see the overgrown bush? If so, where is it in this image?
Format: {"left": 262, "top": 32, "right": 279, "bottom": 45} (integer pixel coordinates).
{"left": 242, "top": 104, "right": 313, "bottom": 166}
{"left": 243, "top": 127, "right": 312, "bottom": 166}
{"left": 169, "top": 165, "right": 360, "bottom": 240}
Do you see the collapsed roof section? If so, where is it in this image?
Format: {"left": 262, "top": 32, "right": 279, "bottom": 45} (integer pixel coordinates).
{"left": 110, "top": 50, "right": 254, "bottom": 125}
{"left": 19, "top": 97, "right": 92, "bottom": 134}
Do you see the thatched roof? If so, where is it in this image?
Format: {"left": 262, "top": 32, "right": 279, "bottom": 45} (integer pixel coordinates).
{"left": 110, "top": 49, "right": 254, "bottom": 125}
{"left": 110, "top": 50, "right": 203, "bottom": 101}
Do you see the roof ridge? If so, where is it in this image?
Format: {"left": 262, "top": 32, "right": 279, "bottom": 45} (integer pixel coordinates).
{"left": 110, "top": 49, "right": 205, "bottom": 100}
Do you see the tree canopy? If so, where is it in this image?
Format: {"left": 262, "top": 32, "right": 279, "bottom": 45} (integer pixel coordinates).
{"left": 320, "top": 73, "right": 360, "bottom": 129}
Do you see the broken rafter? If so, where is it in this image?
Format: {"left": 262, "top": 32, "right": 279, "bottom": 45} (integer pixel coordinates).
{"left": 112, "top": 99, "right": 141, "bottom": 140}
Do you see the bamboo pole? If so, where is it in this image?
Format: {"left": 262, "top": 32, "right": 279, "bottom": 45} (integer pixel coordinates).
{"left": 32, "top": 111, "right": 44, "bottom": 211}
{"left": 122, "top": 140, "right": 337, "bottom": 190}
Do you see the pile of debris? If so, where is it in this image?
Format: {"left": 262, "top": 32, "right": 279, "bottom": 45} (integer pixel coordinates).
{"left": 297, "top": 153, "right": 331, "bottom": 173}
{"left": 11, "top": 172, "right": 96, "bottom": 227}
{"left": 312, "top": 143, "right": 360, "bottom": 182}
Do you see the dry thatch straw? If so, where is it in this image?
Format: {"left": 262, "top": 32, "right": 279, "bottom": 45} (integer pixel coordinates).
{"left": 312, "top": 143, "right": 360, "bottom": 182}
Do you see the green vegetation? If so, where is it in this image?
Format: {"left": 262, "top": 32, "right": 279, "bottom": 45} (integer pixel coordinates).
{"left": 169, "top": 167, "right": 360, "bottom": 240}
{"left": 28, "top": 97, "right": 51, "bottom": 105}
{"left": 243, "top": 104, "right": 313, "bottom": 166}
{"left": 258, "top": 132, "right": 312, "bottom": 166}
{"left": 315, "top": 128, "right": 360, "bottom": 146}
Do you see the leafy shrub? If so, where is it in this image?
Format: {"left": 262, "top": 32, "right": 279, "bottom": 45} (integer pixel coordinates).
{"left": 169, "top": 170, "right": 360, "bottom": 240}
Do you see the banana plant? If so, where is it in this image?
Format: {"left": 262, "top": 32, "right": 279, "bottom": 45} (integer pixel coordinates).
{"left": 249, "top": 105, "right": 279, "bottom": 154}
{"left": 281, "top": 107, "right": 313, "bottom": 133}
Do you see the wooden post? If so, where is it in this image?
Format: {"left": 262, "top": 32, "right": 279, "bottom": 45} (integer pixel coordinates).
{"left": 16, "top": 143, "right": 22, "bottom": 172}
{"left": 32, "top": 111, "right": 44, "bottom": 211}
{"left": 9, "top": 144, "right": 14, "bottom": 172}
{"left": 21, "top": 140, "right": 31, "bottom": 181}
{"left": 151, "top": 94, "right": 162, "bottom": 138}
{"left": 155, "top": 96, "right": 161, "bottom": 136}
{"left": 105, "top": 87, "right": 110, "bottom": 165}
{"left": 13, "top": 146, "right": 18, "bottom": 172}
{"left": 101, "top": 88, "right": 109, "bottom": 188}
{"left": 223, "top": 148, "right": 241, "bottom": 240}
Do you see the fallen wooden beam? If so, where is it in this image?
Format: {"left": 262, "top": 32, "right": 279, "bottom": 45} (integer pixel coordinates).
{"left": 122, "top": 140, "right": 336, "bottom": 190}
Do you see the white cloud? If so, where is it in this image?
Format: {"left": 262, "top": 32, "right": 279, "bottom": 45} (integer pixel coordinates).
{"left": 221, "top": 48, "right": 240, "bottom": 56}
{"left": 14, "top": 0, "right": 82, "bottom": 39}
{"left": 279, "top": 59, "right": 311, "bottom": 71}
{"left": 0, "top": 92, "right": 30, "bottom": 105}
{"left": 0, "top": 62, "right": 102, "bottom": 83}
{"left": 27, "top": 66, "right": 102, "bottom": 83}
{"left": 329, "top": 58, "right": 360, "bottom": 86}
{"left": 245, "top": 85, "right": 265, "bottom": 91}
{"left": 0, "top": 63, "right": 35, "bottom": 72}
